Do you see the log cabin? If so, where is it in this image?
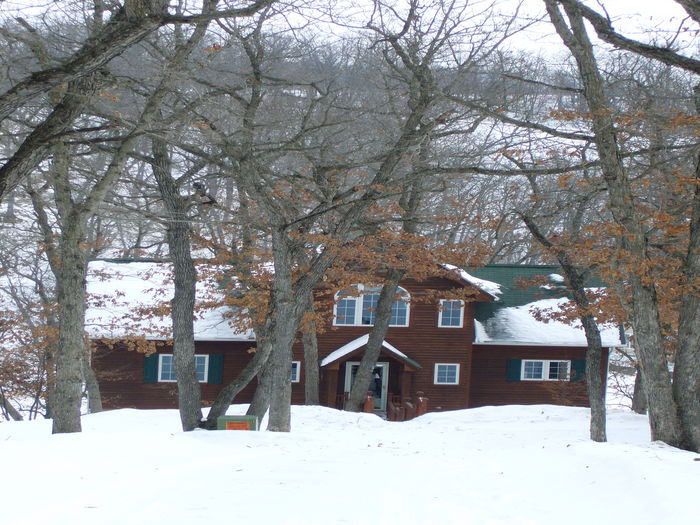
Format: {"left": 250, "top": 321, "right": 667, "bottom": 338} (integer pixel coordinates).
{"left": 88, "top": 261, "right": 621, "bottom": 415}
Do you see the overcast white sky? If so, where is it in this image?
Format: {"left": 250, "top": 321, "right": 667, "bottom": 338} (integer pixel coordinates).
{"left": 499, "top": 0, "right": 698, "bottom": 56}
{"left": 0, "top": 0, "right": 697, "bottom": 59}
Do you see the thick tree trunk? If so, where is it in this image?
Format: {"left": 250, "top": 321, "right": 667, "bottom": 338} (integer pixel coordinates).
{"left": 52, "top": 239, "right": 87, "bottom": 434}
{"left": 545, "top": 0, "right": 683, "bottom": 448}
{"left": 578, "top": 312, "right": 606, "bottom": 442}
{"left": 265, "top": 315, "right": 296, "bottom": 432}
{"left": 169, "top": 224, "right": 203, "bottom": 431}
{"left": 151, "top": 137, "right": 203, "bottom": 431}
{"left": 247, "top": 358, "right": 273, "bottom": 421}
{"left": 345, "top": 270, "right": 404, "bottom": 412}
{"left": 672, "top": 83, "right": 700, "bottom": 451}
{"left": 266, "top": 230, "right": 298, "bottom": 432}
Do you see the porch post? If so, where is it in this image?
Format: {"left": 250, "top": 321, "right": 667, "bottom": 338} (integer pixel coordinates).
{"left": 400, "top": 367, "right": 412, "bottom": 403}
{"left": 324, "top": 366, "right": 338, "bottom": 407}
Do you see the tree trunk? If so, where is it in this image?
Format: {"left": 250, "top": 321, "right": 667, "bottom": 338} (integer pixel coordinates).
{"left": 631, "top": 365, "right": 647, "bottom": 415}
{"left": 545, "top": 0, "right": 683, "bottom": 448}
{"left": 265, "top": 229, "right": 298, "bottom": 432}
{"left": 169, "top": 224, "right": 203, "bottom": 431}
{"left": 345, "top": 269, "right": 404, "bottom": 412}
{"left": 52, "top": 238, "right": 87, "bottom": 434}
{"left": 578, "top": 312, "right": 606, "bottom": 442}
{"left": 82, "top": 345, "right": 103, "bottom": 413}
{"left": 671, "top": 83, "right": 700, "bottom": 452}
{"left": 151, "top": 136, "right": 203, "bottom": 431}
{"left": 247, "top": 358, "right": 272, "bottom": 421}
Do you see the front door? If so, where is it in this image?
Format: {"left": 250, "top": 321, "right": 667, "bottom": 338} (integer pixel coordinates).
{"left": 344, "top": 362, "right": 389, "bottom": 411}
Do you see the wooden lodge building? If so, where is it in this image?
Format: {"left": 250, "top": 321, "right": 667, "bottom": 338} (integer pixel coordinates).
{"left": 88, "top": 261, "right": 622, "bottom": 415}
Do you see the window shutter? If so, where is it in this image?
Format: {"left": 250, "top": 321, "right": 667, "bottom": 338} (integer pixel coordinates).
{"left": 208, "top": 354, "right": 224, "bottom": 384}
{"left": 144, "top": 354, "right": 159, "bottom": 383}
{"left": 571, "top": 360, "right": 586, "bottom": 382}
{"left": 505, "top": 359, "right": 522, "bottom": 381}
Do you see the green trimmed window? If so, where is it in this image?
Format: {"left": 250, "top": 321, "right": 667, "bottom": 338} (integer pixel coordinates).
{"left": 521, "top": 359, "right": 570, "bottom": 381}
{"left": 506, "top": 359, "right": 585, "bottom": 382}
{"left": 144, "top": 353, "right": 223, "bottom": 384}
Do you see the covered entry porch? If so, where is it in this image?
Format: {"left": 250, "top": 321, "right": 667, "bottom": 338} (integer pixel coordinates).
{"left": 319, "top": 335, "right": 423, "bottom": 416}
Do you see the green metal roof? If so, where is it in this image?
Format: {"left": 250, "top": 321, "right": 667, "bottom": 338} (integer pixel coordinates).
{"left": 468, "top": 264, "right": 606, "bottom": 322}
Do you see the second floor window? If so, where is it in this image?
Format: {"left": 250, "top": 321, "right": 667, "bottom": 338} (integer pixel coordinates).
{"left": 438, "top": 299, "right": 464, "bottom": 328}
{"left": 334, "top": 285, "right": 410, "bottom": 327}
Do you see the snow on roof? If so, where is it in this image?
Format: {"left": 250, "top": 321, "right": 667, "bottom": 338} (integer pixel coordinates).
{"left": 86, "top": 261, "right": 253, "bottom": 341}
{"left": 473, "top": 320, "right": 491, "bottom": 342}
{"left": 441, "top": 264, "right": 501, "bottom": 299}
{"left": 320, "top": 334, "right": 408, "bottom": 367}
{"left": 476, "top": 297, "right": 621, "bottom": 347}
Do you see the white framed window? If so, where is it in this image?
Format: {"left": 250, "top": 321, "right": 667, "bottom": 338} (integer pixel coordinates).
{"left": 333, "top": 285, "right": 410, "bottom": 327}
{"left": 158, "top": 354, "right": 209, "bottom": 383}
{"left": 438, "top": 299, "right": 464, "bottom": 328}
{"left": 291, "top": 361, "right": 301, "bottom": 383}
{"left": 521, "top": 360, "right": 571, "bottom": 381}
{"left": 434, "top": 363, "right": 460, "bottom": 385}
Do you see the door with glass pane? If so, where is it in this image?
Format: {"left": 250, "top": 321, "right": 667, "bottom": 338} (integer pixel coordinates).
{"left": 344, "top": 362, "right": 389, "bottom": 411}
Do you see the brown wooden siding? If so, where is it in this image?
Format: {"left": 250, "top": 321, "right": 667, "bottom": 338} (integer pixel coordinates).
{"left": 469, "top": 345, "right": 609, "bottom": 408}
{"left": 297, "top": 276, "right": 478, "bottom": 412}
{"left": 92, "top": 275, "right": 605, "bottom": 414}
{"left": 93, "top": 340, "right": 259, "bottom": 409}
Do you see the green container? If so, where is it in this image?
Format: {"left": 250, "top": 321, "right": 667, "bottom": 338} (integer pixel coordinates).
{"left": 217, "top": 415, "right": 259, "bottom": 431}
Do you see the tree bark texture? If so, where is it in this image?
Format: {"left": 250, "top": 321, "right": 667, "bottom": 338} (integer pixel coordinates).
{"left": 631, "top": 365, "right": 648, "bottom": 415}
{"left": 52, "top": 238, "right": 87, "bottom": 434}
{"left": 83, "top": 345, "right": 103, "bottom": 413}
{"left": 672, "top": 83, "right": 700, "bottom": 451}
{"left": 151, "top": 137, "right": 203, "bottom": 431}
{"left": 247, "top": 356, "right": 273, "bottom": 421}
{"left": 545, "top": 0, "right": 683, "bottom": 448}
{"left": 265, "top": 230, "right": 297, "bottom": 432}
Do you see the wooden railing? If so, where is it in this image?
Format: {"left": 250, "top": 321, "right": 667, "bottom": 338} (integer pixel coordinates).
{"left": 336, "top": 391, "right": 377, "bottom": 414}
{"left": 387, "top": 391, "right": 428, "bottom": 422}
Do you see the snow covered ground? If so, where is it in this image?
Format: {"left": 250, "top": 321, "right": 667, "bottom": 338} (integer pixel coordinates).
{"left": 1, "top": 405, "right": 697, "bottom": 525}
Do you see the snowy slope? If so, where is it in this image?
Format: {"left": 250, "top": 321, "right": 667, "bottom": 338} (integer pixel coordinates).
{"left": 0, "top": 405, "right": 697, "bottom": 525}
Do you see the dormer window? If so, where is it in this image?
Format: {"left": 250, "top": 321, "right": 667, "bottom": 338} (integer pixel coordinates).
{"left": 334, "top": 285, "right": 410, "bottom": 327}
